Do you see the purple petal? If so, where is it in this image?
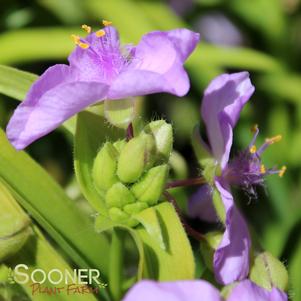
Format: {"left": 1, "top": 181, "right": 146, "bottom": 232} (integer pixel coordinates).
{"left": 123, "top": 280, "right": 222, "bottom": 301}
{"left": 165, "top": 28, "right": 200, "bottom": 62}
{"left": 7, "top": 65, "right": 109, "bottom": 149}
{"left": 227, "top": 280, "right": 288, "bottom": 301}
{"left": 213, "top": 179, "right": 251, "bottom": 285}
{"left": 188, "top": 184, "right": 217, "bottom": 223}
{"left": 201, "top": 72, "right": 254, "bottom": 168}
{"left": 109, "top": 29, "right": 200, "bottom": 99}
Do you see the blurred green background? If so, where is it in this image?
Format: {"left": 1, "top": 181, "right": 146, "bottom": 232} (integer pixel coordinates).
{"left": 0, "top": 0, "right": 301, "bottom": 300}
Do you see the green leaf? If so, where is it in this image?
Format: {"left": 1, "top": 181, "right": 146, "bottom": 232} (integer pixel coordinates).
{"left": 289, "top": 238, "right": 301, "bottom": 301}
{"left": 74, "top": 111, "right": 123, "bottom": 213}
{"left": 227, "top": 0, "right": 286, "bottom": 45}
{"left": 135, "top": 207, "right": 166, "bottom": 251}
{"left": 94, "top": 222, "right": 146, "bottom": 281}
{"left": 0, "top": 27, "right": 78, "bottom": 65}
{"left": 136, "top": 202, "right": 195, "bottom": 280}
{"left": 250, "top": 251, "right": 288, "bottom": 291}
{"left": 0, "top": 181, "right": 31, "bottom": 261}
{"left": 259, "top": 74, "right": 301, "bottom": 104}
{"left": 0, "top": 65, "right": 37, "bottom": 101}
{"left": 0, "top": 129, "right": 110, "bottom": 279}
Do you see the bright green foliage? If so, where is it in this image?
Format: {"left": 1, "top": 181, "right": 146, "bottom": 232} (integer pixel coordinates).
{"left": 250, "top": 251, "right": 289, "bottom": 291}
{"left": 0, "top": 182, "right": 31, "bottom": 261}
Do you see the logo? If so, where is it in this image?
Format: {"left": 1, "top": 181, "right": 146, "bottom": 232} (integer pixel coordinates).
{"left": 5, "top": 264, "right": 107, "bottom": 296}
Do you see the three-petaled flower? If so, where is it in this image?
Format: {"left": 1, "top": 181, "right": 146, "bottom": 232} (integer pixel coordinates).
{"left": 189, "top": 72, "right": 286, "bottom": 285}
{"left": 7, "top": 21, "right": 199, "bottom": 150}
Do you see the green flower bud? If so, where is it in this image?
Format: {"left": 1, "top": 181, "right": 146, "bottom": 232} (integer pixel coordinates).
{"left": 0, "top": 182, "right": 31, "bottom": 261}
{"left": 108, "top": 207, "right": 130, "bottom": 223}
{"left": 117, "top": 134, "right": 156, "bottom": 183}
{"left": 124, "top": 202, "right": 148, "bottom": 215}
{"left": 106, "top": 182, "right": 136, "bottom": 208}
{"left": 144, "top": 120, "right": 173, "bottom": 161}
{"left": 92, "top": 142, "right": 119, "bottom": 192}
{"left": 131, "top": 164, "right": 169, "bottom": 206}
{"left": 250, "top": 251, "right": 288, "bottom": 291}
{"left": 113, "top": 139, "right": 127, "bottom": 153}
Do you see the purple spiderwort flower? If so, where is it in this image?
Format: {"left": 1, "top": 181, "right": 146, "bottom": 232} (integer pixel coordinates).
{"left": 122, "top": 279, "right": 287, "bottom": 301}
{"left": 7, "top": 22, "right": 200, "bottom": 150}
{"left": 188, "top": 72, "right": 286, "bottom": 285}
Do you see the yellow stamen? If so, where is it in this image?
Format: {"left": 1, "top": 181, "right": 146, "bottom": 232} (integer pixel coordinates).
{"left": 78, "top": 42, "right": 90, "bottom": 49}
{"left": 265, "top": 135, "right": 282, "bottom": 145}
{"left": 279, "top": 166, "right": 287, "bottom": 178}
{"left": 102, "top": 20, "right": 112, "bottom": 26}
{"left": 81, "top": 24, "right": 92, "bottom": 34}
{"left": 251, "top": 124, "right": 258, "bottom": 133}
{"left": 249, "top": 145, "right": 257, "bottom": 154}
{"left": 260, "top": 164, "right": 266, "bottom": 174}
{"left": 96, "top": 29, "right": 106, "bottom": 37}
{"left": 71, "top": 34, "right": 80, "bottom": 44}
{"left": 71, "top": 34, "right": 89, "bottom": 49}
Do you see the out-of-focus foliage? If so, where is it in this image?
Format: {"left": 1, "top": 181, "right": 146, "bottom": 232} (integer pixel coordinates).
{"left": 0, "top": 0, "right": 301, "bottom": 300}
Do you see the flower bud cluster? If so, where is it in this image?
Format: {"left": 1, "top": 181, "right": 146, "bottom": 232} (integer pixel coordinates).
{"left": 92, "top": 120, "right": 173, "bottom": 226}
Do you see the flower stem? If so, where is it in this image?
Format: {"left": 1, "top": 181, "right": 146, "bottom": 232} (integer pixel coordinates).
{"left": 166, "top": 177, "right": 206, "bottom": 189}
{"left": 163, "top": 191, "right": 205, "bottom": 241}
{"left": 126, "top": 123, "right": 134, "bottom": 140}
{"left": 109, "top": 229, "right": 124, "bottom": 301}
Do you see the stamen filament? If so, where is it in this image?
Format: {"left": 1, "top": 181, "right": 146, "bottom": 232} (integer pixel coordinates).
{"left": 248, "top": 124, "right": 259, "bottom": 149}
{"left": 258, "top": 134, "right": 282, "bottom": 155}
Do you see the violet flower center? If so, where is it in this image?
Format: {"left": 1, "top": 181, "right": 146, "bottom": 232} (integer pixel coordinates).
{"left": 72, "top": 23, "right": 134, "bottom": 83}
{"left": 222, "top": 125, "right": 286, "bottom": 192}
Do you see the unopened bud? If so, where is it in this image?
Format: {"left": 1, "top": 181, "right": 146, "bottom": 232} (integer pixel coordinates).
{"left": 105, "top": 182, "right": 136, "bottom": 209}
{"left": 92, "top": 142, "right": 119, "bottom": 192}
{"left": 124, "top": 202, "right": 148, "bottom": 215}
{"left": 108, "top": 207, "right": 130, "bottom": 223}
{"left": 117, "top": 134, "right": 156, "bottom": 183}
{"left": 250, "top": 251, "right": 288, "bottom": 291}
{"left": 131, "top": 164, "right": 169, "bottom": 206}
{"left": 0, "top": 182, "right": 31, "bottom": 261}
{"left": 143, "top": 120, "right": 173, "bottom": 162}
{"left": 113, "top": 139, "right": 126, "bottom": 153}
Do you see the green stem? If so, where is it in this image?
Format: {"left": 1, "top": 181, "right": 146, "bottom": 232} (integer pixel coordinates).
{"left": 109, "top": 229, "right": 124, "bottom": 301}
